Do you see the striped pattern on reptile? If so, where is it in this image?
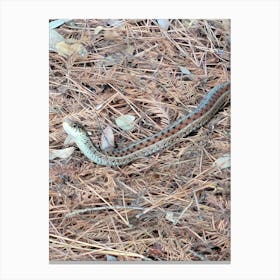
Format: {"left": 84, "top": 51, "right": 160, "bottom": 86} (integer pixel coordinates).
{"left": 63, "top": 81, "right": 230, "bottom": 166}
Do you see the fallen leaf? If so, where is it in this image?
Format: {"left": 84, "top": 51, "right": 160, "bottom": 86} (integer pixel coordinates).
{"left": 107, "top": 19, "right": 124, "bottom": 27}
{"left": 101, "top": 126, "right": 115, "bottom": 151}
{"left": 106, "top": 255, "right": 118, "bottom": 261}
{"left": 49, "top": 19, "right": 72, "bottom": 29}
{"left": 94, "top": 25, "right": 104, "bottom": 35}
{"left": 157, "top": 19, "right": 170, "bottom": 30}
{"left": 49, "top": 29, "right": 64, "bottom": 52}
{"left": 179, "top": 66, "right": 192, "bottom": 75}
{"left": 115, "top": 115, "right": 135, "bottom": 131}
{"left": 64, "top": 135, "right": 74, "bottom": 145}
{"left": 214, "top": 153, "right": 231, "bottom": 169}
{"left": 179, "top": 66, "right": 195, "bottom": 80}
{"left": 49, "top": 147, "right": 75, "bottom": 160}
{"left": 104, "top": 30, "right": 121, "bottom": 41}
{"left": 56, "top": 41, "right": 88, "bottom": 58}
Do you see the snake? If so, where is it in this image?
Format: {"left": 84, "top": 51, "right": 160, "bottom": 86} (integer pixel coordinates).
{"left": 63, "top": 82, "right": 230, "bottom": 166}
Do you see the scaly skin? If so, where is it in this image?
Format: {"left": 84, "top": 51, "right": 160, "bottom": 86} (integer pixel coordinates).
{"left": 63, "top": 82, "right": 230, "bottom": 166}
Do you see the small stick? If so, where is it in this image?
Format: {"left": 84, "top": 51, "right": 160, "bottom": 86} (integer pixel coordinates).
{"left": 66, "top": 205, "right": 145, "bottom": 218}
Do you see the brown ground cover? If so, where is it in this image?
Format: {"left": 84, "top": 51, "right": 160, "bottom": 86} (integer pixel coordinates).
{"left": 49, "top": 19, "right": 230, "bottom": 261}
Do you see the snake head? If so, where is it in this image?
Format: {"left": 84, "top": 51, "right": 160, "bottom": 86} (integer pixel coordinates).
{"left": 63, "top": 118, "right": 88, "bottom": 139}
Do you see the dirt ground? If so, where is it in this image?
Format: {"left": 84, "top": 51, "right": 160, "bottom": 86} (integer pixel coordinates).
{"left": 49, "top": 19, "right": 230, "bottom": 261}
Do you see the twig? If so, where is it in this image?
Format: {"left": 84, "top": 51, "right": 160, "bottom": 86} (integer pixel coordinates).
{"left": 66, "top": 205, "right": 145, "bottom": 218}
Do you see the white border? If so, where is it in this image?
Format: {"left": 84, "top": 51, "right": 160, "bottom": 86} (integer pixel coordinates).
{"left": 0, "top": 1, "right": 279, "bottom": 279}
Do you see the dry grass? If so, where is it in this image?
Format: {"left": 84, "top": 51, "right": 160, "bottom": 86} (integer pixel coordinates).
{"left": 49, "top": 19, "right": 230, "bottom": 262}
